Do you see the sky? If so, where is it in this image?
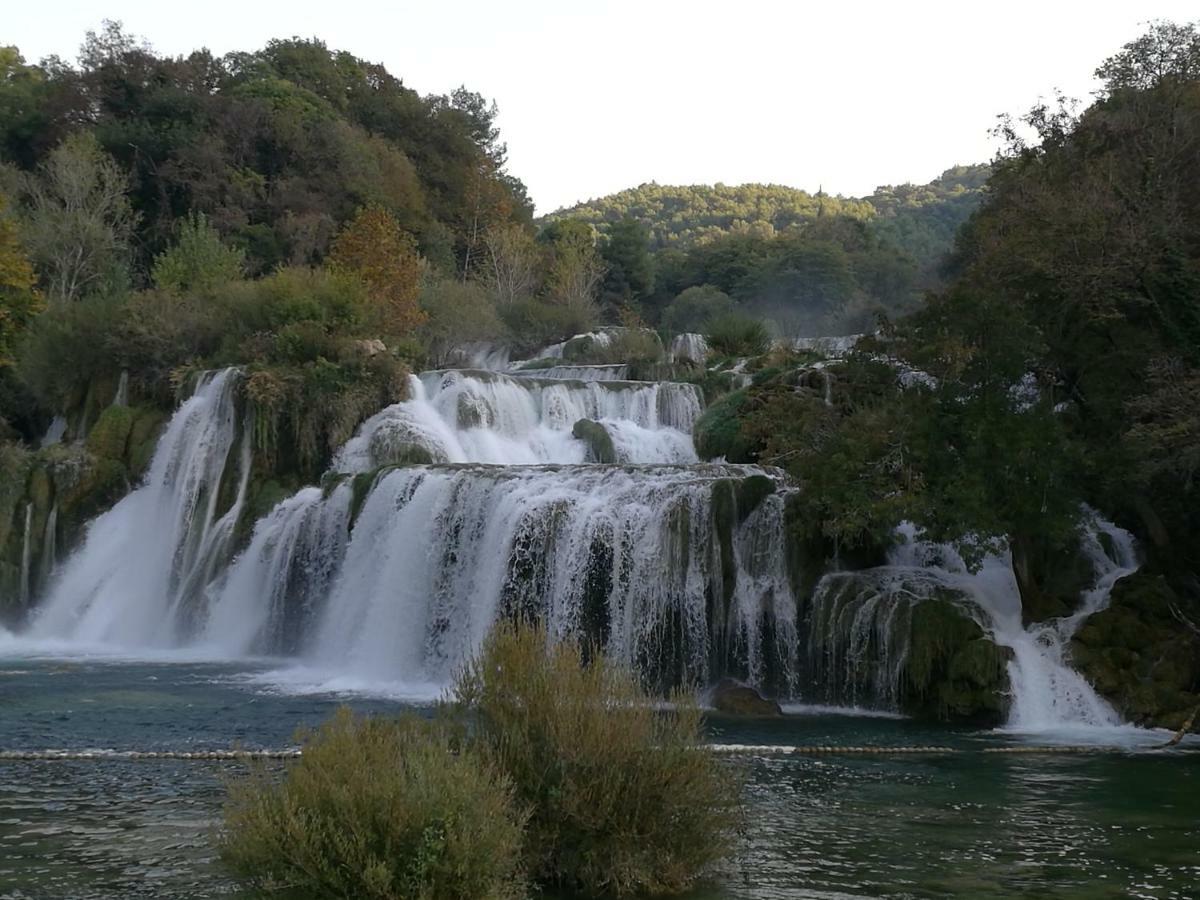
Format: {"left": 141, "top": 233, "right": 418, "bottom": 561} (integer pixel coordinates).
{"left": 7, "top": 1, "right": 1199, "bottom": 214}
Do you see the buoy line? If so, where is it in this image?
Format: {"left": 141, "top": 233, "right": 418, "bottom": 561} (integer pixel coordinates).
{"left": 1, "top": 744, "right": 1189, "bottom": 761}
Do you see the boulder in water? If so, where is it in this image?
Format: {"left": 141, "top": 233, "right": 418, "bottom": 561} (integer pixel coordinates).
{"left": 572, "top": 419, "right": 616, "bottom": 464}
{"left": 711, "top": 679, "right": 782, "bottom": 716}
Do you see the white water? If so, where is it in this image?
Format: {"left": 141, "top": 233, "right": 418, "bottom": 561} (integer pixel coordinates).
{"left": 807, "top": 518, "right": 1138, "bottom": 733}
{"left": 669, "top": 333, "right": 709, "bottom": 364}
{"left": 333, "top": 371, "right": 701, "bottom": 469}
{"left": 517, "top": 364, "right": 629, "bottom": 381}
{"left": 206, "top": 463, "right": 796, "bottom": 692}
{"left": 30, "top": 370, "right": 251, "bottom": 647}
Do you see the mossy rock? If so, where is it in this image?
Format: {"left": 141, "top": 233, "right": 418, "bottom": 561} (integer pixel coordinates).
{"left": 127, "top": 408, "right": 167, "bottom": 477}
{"left": 734, "top": 474, "right": 775, "bottom": 523}
{"left": 901, "top": 599, "right": 1011, "bottom": 723}
{"left": 1072, "top": 573, "right": 1200, "bottom": 727}
{"left": 572, "top": 419, "right": 616, "bottom": 464}
{"left": 711, "top": 679, "right": 782, "bottom": 716}
{"left": 56, "top": 457, "right": 128, "bottom": 532}
{"left": 86, "top": 405, "right": 137, "bottom": 462}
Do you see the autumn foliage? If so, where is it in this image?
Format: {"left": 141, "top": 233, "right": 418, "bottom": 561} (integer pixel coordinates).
{"left": 328, "top": 206, "right": 426, "bottom": 339}
{"left": 0, "top": 195, "right": 41, "bottom": 367}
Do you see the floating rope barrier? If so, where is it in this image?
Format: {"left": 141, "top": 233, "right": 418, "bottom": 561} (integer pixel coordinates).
{"left": 1, "top": 744, "right": 1189, "bottom": 761}
{"left": 0, "top": 749, "right": 302, "bottom": 761}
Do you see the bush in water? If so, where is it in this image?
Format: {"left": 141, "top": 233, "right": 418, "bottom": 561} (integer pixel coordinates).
{"left": 220, "top": 709, "right": 528, "bottom": 900}
{"left": 453, "top": 622, "right": 741, "bottom": 896}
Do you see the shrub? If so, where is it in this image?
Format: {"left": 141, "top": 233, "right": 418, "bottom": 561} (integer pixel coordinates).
{"left": 661, "top": 285, "right": 734, "bottom": 336}
{"left": 501, "top": 296, "right": 597, "bottom": 353}
{"left": 221, "top": 709, "right": 528, "bottom": 900}
{"left": 704, "top": 312, "right": 770, "bottom": 357}
{"left": 453, "top": 622, "right": 740, "bottom": 897}
{"left": 693, "top": 389, "right": 761, "bottom": 463}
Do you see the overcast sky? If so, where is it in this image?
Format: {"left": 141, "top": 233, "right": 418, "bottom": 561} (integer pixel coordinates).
{"left": 8, "top": 1, "right": 1198, "bottom": 213}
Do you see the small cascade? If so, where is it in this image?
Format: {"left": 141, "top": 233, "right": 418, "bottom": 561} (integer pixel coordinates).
{"left": 334, "top": 370, "right": 701, "bottom": 470}
{"left": 112, "top": 370, "right": 130, "bottom": 407}
{"left": 30, "top": 369, "right": 250, "bottom": 647}
{"left": 18, "top": 504, "right": 33, "bottom": 607}
{"left": 1003, "top": 513, "right": 1137, "bottom": 731}
{"left": 669, "top": 333, "right": 709, "bottom": 365}
{"left": 805, "top": 517, "right": 1138, "bottom": 728}
{"left": 517, "top": 364, "right": 629, "bottom": 381}
{"left": 38, "top": 504, "right": 57, "bottom": 592}
{"left": 40, "top": 416, "right": 67, "bottom": 448}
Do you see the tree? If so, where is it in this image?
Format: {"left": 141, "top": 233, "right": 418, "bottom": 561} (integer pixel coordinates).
{"left": 599, "top": 216, "right": 654, "bottom": 308}
{"left": 16, "top": 132, "right": 135, "bottom": 305}
{"left": 0, "top": 194, "right": 40, "bottom": 367}
{"left": 543, "top": 220, "right": 603, "bottom": 319}
{"left": 418, "top": 276, "right": 503, "bottom": 366}
{"left": 482, "top": 222, "right": 540, "bottom": 306}
{"left": 151, "top": 212, "right": 245, "bottom": 292}
{"left": 327, "top": 206, "right": 426, "bottom": 338}
{"left": 661, "top": 284, "right": 734, "bottom": 335}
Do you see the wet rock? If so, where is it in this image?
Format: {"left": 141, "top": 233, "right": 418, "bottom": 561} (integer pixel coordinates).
{"left": 711, "top": 679, "right": 782, "bottom": 716}
{"left": 572, "top": 419, "right": 616, "bottom": 464}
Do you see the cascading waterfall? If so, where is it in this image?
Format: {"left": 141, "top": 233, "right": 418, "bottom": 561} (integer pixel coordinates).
{"left": 14, "top": 350, "right": 1137, "bottom": 728}
{"left": 516, "top": 364, "right": 630, "bottom": 381}
{"left": 207, "top": 464, "right": 796, "bottom": 694}
{"left": 20, "top": 360, "right": 796, "bottom": 700}
{"left": 334, "top": 370, "right": 701, "bottom": 469}
{"left": 805, "top": 517, "right": 1138, "bottom": 728}
{"left": 30, "top": 369, "right": 251, "bottom": 647}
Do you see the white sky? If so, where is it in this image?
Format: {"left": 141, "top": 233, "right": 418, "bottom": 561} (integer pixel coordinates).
{"left": 7, "top": 1, "right": 1198, "bottom": 214}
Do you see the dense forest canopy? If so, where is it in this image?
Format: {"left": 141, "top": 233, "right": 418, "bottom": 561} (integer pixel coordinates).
{"left": 0, "top": 23, "right": 531, "bottom": 279}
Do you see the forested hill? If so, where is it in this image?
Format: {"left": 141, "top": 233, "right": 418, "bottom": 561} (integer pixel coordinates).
{"left": 544, "top": 165, "right": 990, "bottom": 265}
{"left": 0, "top": 23, "right": 531, "bottom": 280}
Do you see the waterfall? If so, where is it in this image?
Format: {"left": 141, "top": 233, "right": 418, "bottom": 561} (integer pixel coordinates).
{"left": 112, "top": 370, "right": 129, "bottom": 407}
{"left": 806, "top": 517, "right": 1137, "bottom": 729}
{"left": 206, "top": 464, "right": 797, "bottom": 693}
{"left": 30, "top": 369, "right": 250, "bottom": 647}
{"left": 18, "top": 503, "right": 33, "bottom": 607}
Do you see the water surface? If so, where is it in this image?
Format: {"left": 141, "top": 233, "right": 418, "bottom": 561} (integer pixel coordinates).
{"left": 1, "top": 658, "right": 1197, "bottom": 899}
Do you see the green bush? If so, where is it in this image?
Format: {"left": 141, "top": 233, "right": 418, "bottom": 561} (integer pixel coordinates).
{"left": 704, "top": 313, "right": 771, "bottom": 357}
{"left": 661, "top": 285, "right": 734, "bottom": 335}
{"left": 453, "top": 622, "right": 740, "bottom": 897}
{"left": 221, "top": 709, "right": 528, "bottom": 900}
{"left": 693, "top": 389, "right": 761, "bottom": 463}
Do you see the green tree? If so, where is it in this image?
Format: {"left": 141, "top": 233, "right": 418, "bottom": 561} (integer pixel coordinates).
{"left": 15, "top": 132, "right": 135, "bottom": 305}
{"left": 151, "top": 212, "right": 244, "bottom": 292}
{"left": 600, "top": 216, "right": 654, "bottom": 308}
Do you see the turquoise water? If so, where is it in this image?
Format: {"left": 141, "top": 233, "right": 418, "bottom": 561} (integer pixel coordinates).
{"left": 1, "top": 658, "right": 1197, "bottom": 899}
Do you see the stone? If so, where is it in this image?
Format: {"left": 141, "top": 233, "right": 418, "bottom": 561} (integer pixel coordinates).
{"left": 711, "top": 679, "right": 783, "bottom": 717}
